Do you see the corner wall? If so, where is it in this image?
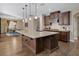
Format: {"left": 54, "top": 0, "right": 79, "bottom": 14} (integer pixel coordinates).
{"left": 70, "top": 8, "right": 79, "bottom": 42}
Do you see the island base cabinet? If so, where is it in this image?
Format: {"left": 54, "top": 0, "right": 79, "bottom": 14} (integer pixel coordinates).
{"left": 44, "top": 34, "right": 59, "bottom": 52}
{"left": 22, "top": 34, "right": 59, "bottom": 54}
{"left": 36, "top": 38, "right": 44, "bottom": 54}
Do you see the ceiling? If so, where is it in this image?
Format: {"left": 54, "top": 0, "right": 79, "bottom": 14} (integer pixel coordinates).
{"left": 0, "top": 3, "right": 79, "bottom": 19}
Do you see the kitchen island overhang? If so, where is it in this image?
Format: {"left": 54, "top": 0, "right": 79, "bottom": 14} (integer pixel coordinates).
{"left": 16, "top": 30, "right": 59, "bottom": 55}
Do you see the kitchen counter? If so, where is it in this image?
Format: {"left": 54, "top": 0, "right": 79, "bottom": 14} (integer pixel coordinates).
{"left": 44, "top": 29, "right": 70, "bottom": 42}
{"left": 16, "top": 30, "right": 59, "bottom": 38}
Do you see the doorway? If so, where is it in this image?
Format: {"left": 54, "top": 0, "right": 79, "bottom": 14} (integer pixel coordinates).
{"left": 74, "top": 12, "right": 79, "bottom": 40}
{"left": 77, "top": 16, "right": 79, "bottom": 39}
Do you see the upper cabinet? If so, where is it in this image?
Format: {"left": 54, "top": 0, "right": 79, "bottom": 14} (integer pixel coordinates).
{"left": 50, "top": 11, "right": 60, "bottom": 24}
{"left": 44, "top": 15, "right": 50, "bottom": 26}
{"left": 44, "top": 11, "right": 70, "bottom": 28}
{"left": 44, "top": 11, "right": 60, "bottom": 26}
{"left": 59, "top": 11, "right": 70, "bottom": 25}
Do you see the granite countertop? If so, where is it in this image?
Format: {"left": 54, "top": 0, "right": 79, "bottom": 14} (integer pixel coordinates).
{"left": 16, "top": 30, "right": 59, "bottom": 38}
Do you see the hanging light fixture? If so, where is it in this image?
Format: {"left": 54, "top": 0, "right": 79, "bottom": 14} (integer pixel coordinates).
{"left": 29, "top": 3, "right": 32, "bottom": 21}
{"left": 25, "top": 4, "right": 28, "bottom": 22}
{"left": 34, "top": 3, "right": 38, "bottom": 19}
{"left": 22, "top": 7, "right": 25, "bottom": 22}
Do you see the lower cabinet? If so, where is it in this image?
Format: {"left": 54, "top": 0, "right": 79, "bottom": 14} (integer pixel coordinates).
{"left": 59, "top": 31, "right": 70, "bottom": 42}
{"left": 36, "top": 38, "right": 44, "bottom": 53}
{"left": 44, "top": 34, "right": 59, "bottom": 51}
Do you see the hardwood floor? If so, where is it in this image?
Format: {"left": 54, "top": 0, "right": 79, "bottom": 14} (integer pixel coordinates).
{"left": 0, "top": 34, "right": 79, "bottom": 56}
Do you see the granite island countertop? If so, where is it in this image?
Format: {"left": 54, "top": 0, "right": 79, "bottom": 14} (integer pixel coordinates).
{"left": 16, "top": 30, "right": 59, "bottom": 39}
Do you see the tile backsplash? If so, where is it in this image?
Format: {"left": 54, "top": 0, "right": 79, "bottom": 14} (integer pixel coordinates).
{"left": 46, "top": 23, "right": 70, "bottom": 31}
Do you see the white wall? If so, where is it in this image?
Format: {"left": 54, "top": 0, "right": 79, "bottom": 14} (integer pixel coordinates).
{"left": 39, "top": 15, "right": 45, "bottom": 31}
{"left": 77, "top": 16, "right": 79, "bottom": 37}
{"left": 70, "top": 8, "right": 79, "bottom": 42}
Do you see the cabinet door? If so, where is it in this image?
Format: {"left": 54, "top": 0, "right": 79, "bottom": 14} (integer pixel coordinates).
{"left": 59, "top": 14, "right": 64, "bottom": 25}
{"left": 36, "top": 38, "right": 44, "bottom": 53}
{"left": 45, "top": 16, "right": 50, "bottom": 26}
{"left": 60, "top": 32, "right": 70, "bottom": 42}
{"left": 51, "top": 35, "right": 58, "bottom": 49}
{"left": 43, "top": 36, "right": 51, "bottom": 49}
{"left": 60, "top": 32, "right": 67, "bottom": 42}
{"left": 59, "top": 11, "right": 70, "bottom": 25}
{"left": 44, "top": 35, "right": 58, "bottom": 50}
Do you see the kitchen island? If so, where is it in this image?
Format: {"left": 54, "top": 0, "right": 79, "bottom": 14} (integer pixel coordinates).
{"left": 16, "top": 30, "right": 59, "bottom": 55}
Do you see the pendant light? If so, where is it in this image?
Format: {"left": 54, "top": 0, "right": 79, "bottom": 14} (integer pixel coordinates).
{"left": 25, "top": 4, "right": 28, "bottom": 22}
{"left": 34, "top": 3, "right": 38, "bottom": 19}
{"left": 22, "top": 7, "right": 25, "bottom": 22}
{"left": 29, "top": 3, "right": 32, "bottom": 20}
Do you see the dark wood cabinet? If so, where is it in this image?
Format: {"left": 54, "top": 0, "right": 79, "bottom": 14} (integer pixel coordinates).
{"left": 22, "top": 34, "right": 59, "bottom": 54}
{"left": 44, "top": 11, "right": 70, "bottom": 26}
{"left": 44, "top": 11, "right": 60, "bottom": 27}
{"left": 44, "top": 34, "right": 59, "bottom": 51}
{"left": 59, "top": 11, "right": 70, "bottom": 25}
{"left": 50, "top": 35, "right": 59, "bottom": 49}
{"left": 50, "top": 11, "right": 60, "bottom": 23}
{"left": 44, "top": 15, "right": 50, "bottom": 26}
{"left": 36, "top": 38, "right": 44, "bottom": 53}
{"left": 44, "top": 30, "right": 70, "bottom": 42}
{"left": 59, "top": 31, "right": 70, "bottom": 42}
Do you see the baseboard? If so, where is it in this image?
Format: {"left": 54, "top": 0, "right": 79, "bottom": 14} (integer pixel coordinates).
{"left": 70, "top": 37, "right": 78, "bottom": 43}
{"left": 74, "top": 37, "right": 78, "bottom": 40}
{"left": 70, "top": 40, "right": 75, "bottom": 42}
